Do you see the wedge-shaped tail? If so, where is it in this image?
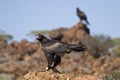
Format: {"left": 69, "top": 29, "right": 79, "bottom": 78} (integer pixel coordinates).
{"left": 69, "top": 44, "right": 86, "bottom": 52}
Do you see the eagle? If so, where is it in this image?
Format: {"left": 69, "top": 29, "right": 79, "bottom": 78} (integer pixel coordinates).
{"left": 76, "top": 7, "right": 89, "bottom": 25}
{"left": 36, "top": 34, "right": 86, "bottom": 73}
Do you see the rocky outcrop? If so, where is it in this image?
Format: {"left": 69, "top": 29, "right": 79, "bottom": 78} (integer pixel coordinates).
{"left": 0, "top": 37, "right": 120, "bottom": 80}
{"left": 21, "top": 71, "right": 100, "bottom": 80}
{"left": 49, "top": 22, "right": 90, "bottom": 44}
{"left": 0, "top": 22, "right": 119, "bottom": 80}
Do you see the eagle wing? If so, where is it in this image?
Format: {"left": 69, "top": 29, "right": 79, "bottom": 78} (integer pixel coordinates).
{"left": 42, "top": 41, "right": 70, "bottom": 54}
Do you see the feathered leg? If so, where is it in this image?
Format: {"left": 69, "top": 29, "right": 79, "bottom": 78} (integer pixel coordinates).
{"left": 44, "top": 53, "right": 55, "bottom": 71}
{"left": 52, "top": 54, "right": 61, "bottom": 73}
{"left": 53, "top": 54, "right": 61, "bottom": 68}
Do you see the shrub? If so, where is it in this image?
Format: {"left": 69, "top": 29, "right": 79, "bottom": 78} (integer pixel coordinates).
{"left": 102, "top": 71, "right": 120, "bottom": 80}
{"left": 82, "top": 34, "right": 115, "bottom": 58}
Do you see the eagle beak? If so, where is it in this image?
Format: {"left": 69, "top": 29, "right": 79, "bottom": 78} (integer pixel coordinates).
{"left": 36, "top": 34, "right": 41, "bottom": 40}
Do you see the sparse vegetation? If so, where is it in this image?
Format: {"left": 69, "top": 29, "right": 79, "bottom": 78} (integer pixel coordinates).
{"left": 0, "top": 28, "right": 13, "bottom": 42}
{"left": 102, "top": 71, "right": 120, "bottom": 80}
{"left": 28, "top": 30, "right": 50, "bottom": 36}
{"left": 83, "top": 34, "right": 115, "bottom": 58}
{"left": 112, "top": 38, "right": 120, "bottom": 56}
{"left": 0, "top": 34, "right": 13, "bottom": 42}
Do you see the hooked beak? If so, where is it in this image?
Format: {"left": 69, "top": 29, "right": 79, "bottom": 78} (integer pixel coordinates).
{"left": 36, "top": 34, "right": 41, "bottom": 40}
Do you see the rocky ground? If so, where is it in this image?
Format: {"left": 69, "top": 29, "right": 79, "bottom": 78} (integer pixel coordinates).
{"left": 0, "top": 22, "right": 120, "bottom": 80}
{"left": 20, "top": 70, "right": 100, "bottom": 80}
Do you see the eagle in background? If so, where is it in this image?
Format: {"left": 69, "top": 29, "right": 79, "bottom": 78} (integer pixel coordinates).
{"left": 36, "top": 34, "right": 86, "bottom": 73}
{"left": 76, "top": 7, "right": 90, "bottom": 25}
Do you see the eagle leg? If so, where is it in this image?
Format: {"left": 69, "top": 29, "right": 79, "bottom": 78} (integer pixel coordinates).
{"left": 53, "top": 54, "right": 61, "bottom": 68}
{"left": 44, "top": 53, "right": 55, "bottom": 71}
{"left": 48, "top": 54, "right": 61, "bottom": 73}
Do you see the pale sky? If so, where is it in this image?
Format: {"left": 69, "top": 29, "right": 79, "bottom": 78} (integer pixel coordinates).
{"left": 0, "top": 0, "right": 120, "bottom": 41}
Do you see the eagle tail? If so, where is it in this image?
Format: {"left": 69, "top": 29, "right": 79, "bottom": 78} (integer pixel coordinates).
{"left": 85, "top": 19, "right": 89, "bottom": 25}
{"left": 69, "top": 44, "right": 86, "bottom": 52}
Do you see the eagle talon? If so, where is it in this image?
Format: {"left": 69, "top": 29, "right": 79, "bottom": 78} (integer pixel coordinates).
{"left": 52, "top": 68, "right": 61, "bottom": 74}
{"left": 41, "top": 67, "right": 61, "bottom": 74}
{"left": 39, "top": 67, "right": 50, "bottom": 72}
{"left": 45, "top": 67, "right": 49, "bottom": 71}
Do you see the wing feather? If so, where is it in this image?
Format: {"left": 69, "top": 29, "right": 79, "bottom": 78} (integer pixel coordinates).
{"left": 42, "top": 42, "right": 70, "bottom": 53}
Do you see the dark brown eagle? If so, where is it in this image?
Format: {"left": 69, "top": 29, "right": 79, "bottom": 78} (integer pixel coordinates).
{"left": 76, "top": 7, "right": 89, "bottom": 25}
{"left": 36, "top": 34, "right": 86, "bottom": 73}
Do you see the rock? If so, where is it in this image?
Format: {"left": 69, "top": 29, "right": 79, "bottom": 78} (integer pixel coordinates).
{"left": 20, "top": 71, "right": 100, "bottom": 80}
{"left": 49, "top": 28, "right": 68, "bottom": 41}
{"left": 49, "top": 22, "right": 90, "bottom": 43}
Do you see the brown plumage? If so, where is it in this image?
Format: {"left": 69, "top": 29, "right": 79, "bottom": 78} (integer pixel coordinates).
{"left": 36, "top": 34, "right": 86, "bottom": 73}
{"left": 76, "top": 7, "right": 89, "bottom": 25}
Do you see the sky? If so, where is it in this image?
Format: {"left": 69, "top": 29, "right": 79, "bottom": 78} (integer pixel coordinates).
{"left": 0, "top": 0, "right": 120, "bottom": 41}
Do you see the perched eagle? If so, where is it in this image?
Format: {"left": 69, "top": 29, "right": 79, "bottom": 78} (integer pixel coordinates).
{"left": 76, "top": 7, "right": 89, "bottom": 25}
{"left": 36, "top": 34, "right": 86, "bottom": 73}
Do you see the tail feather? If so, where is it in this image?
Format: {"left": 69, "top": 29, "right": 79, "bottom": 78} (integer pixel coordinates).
{"left": 69, "top": 44, "right": 86, "bottom": 52}
{"left": 85, "top": 19, "right": 89, "bottom": 25}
